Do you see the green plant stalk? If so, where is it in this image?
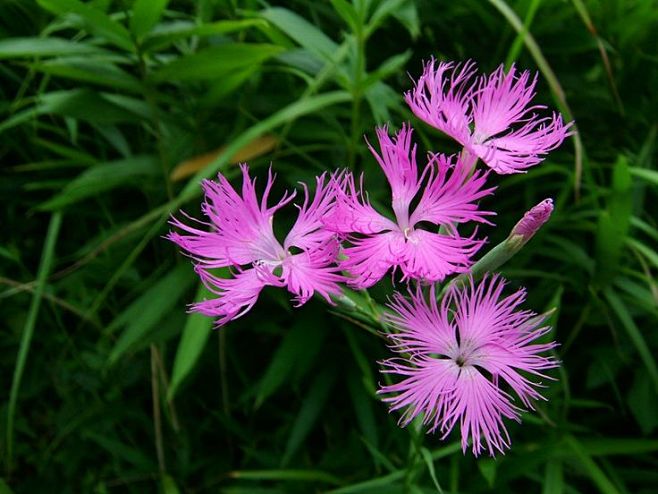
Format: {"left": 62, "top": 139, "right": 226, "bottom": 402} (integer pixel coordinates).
{"left": 348, "top": 11, "right": 366, "bottom": 167}
{"left": 6, "top": 211, "right": 63, "bottom": 474}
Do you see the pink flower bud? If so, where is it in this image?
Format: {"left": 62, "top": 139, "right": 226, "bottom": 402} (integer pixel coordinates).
{"left": 511, "top": 198, "right": 554, "bottom": 241}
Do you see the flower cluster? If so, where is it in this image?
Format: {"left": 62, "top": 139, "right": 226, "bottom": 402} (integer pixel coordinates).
{"left": 169, "top": 60, "right": 569, "bottom": 456}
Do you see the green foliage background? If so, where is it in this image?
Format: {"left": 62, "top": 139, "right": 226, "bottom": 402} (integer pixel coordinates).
{"left": 1, "top": 0, "right": 657, "bottom": 492}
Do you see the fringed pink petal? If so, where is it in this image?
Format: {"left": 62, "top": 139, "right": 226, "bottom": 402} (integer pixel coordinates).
{"left": 282, "top": 239, "right": 345, "bottom": 305}
{"left": 400, "top": 229, "right": 485, "bottom": 282}
{"left": 340, "top": 231, "right": 407, "bottom": 288}
{"left": 409, "top": 152, "right": 496, "bottom": 228}
{"left": 192, "top": 267, "right": 272, "bottom": 326}
{"left": 378, "top": 274, "right": 559, "bottom": 456}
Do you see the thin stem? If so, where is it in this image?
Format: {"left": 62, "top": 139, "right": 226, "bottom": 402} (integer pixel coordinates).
{"left": 150, "top": 344, "right": 166, "bottom": 473}
{"left": 348, "top": 14, "right": 366, "bottom": 167}
{"left": 6, "top": 212, "right": 62, "bottom": 475}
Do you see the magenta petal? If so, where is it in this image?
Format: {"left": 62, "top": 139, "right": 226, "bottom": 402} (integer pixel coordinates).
{"left": 193, "top": 267, "right": 270, "bottom": 326}
{"left": 378, "top": 276, "right": 559, "bottom": 456}
{"left": 409, "top": 153, "right": 495, "bottom": 227}
{"left": 406, "top": 60, "right": 573, "bottom": 174}
{"left": 285, "top": 172, "right": 339, "bottom": 251}
{"left": 340, "top": 231, "right": 407, "bottom": 288}
{"left": 405, "top": 59, "right": 476, "bottom": 146}
{"left": 401, "top": 229, "right": 484, "bottom": 282}
{"left": 324, "top": 171, "right": 398, "bottom": 235}
{"left": 368, "top": 124, "right": 421, "bottom": 225}
{"left": 282, "top": 240, "right": 344, "bottom": 305}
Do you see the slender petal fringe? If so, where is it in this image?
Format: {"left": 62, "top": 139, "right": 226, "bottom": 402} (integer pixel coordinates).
{"left": 379, "top": 275, "right": 559, "bottom": 456}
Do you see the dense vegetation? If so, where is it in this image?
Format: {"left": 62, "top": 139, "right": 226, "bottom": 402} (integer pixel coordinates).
{"left": 1, "top": 0, "right": 657, "bottom": 492}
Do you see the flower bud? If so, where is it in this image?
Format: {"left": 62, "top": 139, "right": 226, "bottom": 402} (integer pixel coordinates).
{"left": 510, "top": 198, "right": 554, "bottom": 243}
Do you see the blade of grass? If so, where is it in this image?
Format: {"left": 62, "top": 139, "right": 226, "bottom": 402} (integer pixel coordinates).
{"left": 228, "top": 469, "right": 341, "bottom": 485}
{"left": 6, "top": 212, "right": 62, "bottom": 473}
{"left": 167, "top": 283, "right": 215, "bottom": 400}
{"left": 603, "top": 287, "right": 658, "bottom": 392}
{"left": 130, "top": 0, "right": 169, "bottom": 39}
{"left": 504, "top": 0, "right": 541, "bottom": 68}
{"left": 281, "top": 367, "right": 336, "bottom": 466}
{"left": 570, "top": 0, "right": 624, "bottom": 114}
{"left": 0, "top": 37, "right": 108, "bottom": 58}
{"left": 564, "top": 435, "right": 621, "bottom": 494}
{"left": 543, "top": 459, "right": 563, "bottom": 494}
{"left": 107, "top": 263, "right": 196, "bottom": 365}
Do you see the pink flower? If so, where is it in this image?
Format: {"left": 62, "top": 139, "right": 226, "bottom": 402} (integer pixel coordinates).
{"left": 168, "top": 165, "right": 344, "bottom": 326}
{"left": 325, "top": 124, "right": 495, "bottom": 288}
{"left": 379, "top": 274, "right": 559, "bottom": 456}
{"left": 510, "top": 198, "right": 554, "bottom": 241}
{"left": 405, "top": 59, "right": 572, "bottom": 174}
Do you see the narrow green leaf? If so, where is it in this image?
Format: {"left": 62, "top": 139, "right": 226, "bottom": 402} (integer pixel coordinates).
{"left": 627, "top": 238, "right": 658, "bottom": 271}
{"left": 347, "top": 369, "right": 378, "bottom": 449}
{"left": 628, "top": 372, "right": 658, "bottom": 434}
{"left": 580, "top": 438, "right": 658, "bottom": 456}
{"left": 327, "top": 472, "right": 405, "bottom": 493}
{"left": 0, "top": 37, "right": 106, "bottom": 58}
{"left": 421, "top": 447, "right": 444, "bottom": 493}
{"left": 107, "top": 264, "right": 195, "bottom": 365}
{"left": 142, "top": 19, "right": 268, "bottom": 52}
{"left": 6, "top": 212, "right": 62, "bottom": 472}
{"left": 261, "top": 7, "right": 338, "bottom": 61}
{"left": 595, "top": 156, "right": 632, "bottom": 284}
{"left": 0, "top": 89, "right": 142, "bottom": 135}
{"left": 603, "top": 287, "right": 658, "bottom": 392}
{"left": 543, "top": 459, "right": 563, "bottom": 494}
{"left": 36, "top": 0, "right": 133, "bottom": 51}
{"left": 629, "top": 166, "right": 658, "bottom": 186}
{"left": 331, "top": 0, "right": 359, "bottom": 32}
{"left": 167, "top": 283, "right": 215, "bottom": 400}
{"left": 39, "top": 155, "right": 160, "bottom": 210}
{"left": 564, "top": 435, "right": 621, "bottom": 494}
{"left": 160, "top": 474, "right": 181, "bottom": 494}
{"left": 255, "top": 319, "right": 327, "bottom": 408}
{"left": 229, "top": 469, "right": 341, "bottom": 485}
{"left": 82, "top": 430, "right": 156, "bottom": 469}
{"left": 477, "top": 458, "right": 497, "bottom": 488}
{"left": 363, "top": 50, "right": 411, "bottom": 88}
{"left": 151, "top": 43, "right": 284, "bottom": 82}
{"left": 504, "top": 0, "right": 541, "bottom": 67}
{"left": 282, "top": 368, "right": 337, "bottom": 466}
{"left": 131, "top": 0, "right": 169, "bottom": 39}
{"left": 367, "top": 0, "right": 419, "bottom": 39}
{"left": 31, "top": 58, "right": 142, "bottom": 93}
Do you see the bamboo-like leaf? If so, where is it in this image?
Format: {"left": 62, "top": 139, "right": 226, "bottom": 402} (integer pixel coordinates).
{"left": 142, "top": 19, "right": 269, "bottom": 52}
{"left": 39, "top": 155, "right": 160, "bottom": 210}
{"left": 0, "top": 37, "right": 107, "bottom": 58}
{"left": 564, "top": 435, "right": 621, "bottom": 494}
{"left": 167, "top": 284, "right": 215, "bottom": 400}
{"left": 282, "top": 368, "right": 337, "bottom": 466}
{"left": 107, "top": 264, "right": 195, "bottom": 365}
{"left": 6, "top": 212, "right": 62, "bottom": 472}
{"left": 30, "top": 58, "right": 142, "bottom": 93}
{"left": 130, "top": 0, "right": 169, "bottom": 39}
{"left": 36, "top": 0, "right": 133, "bottom": 51}
{"left": 595, "top": 156, "right": 632, "bottom": 284}
{"left": 151, "top": 43, "right": 284, "bottom": 82}
{"left": 603, "top": 287, "right": 658, "bottom": 392}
